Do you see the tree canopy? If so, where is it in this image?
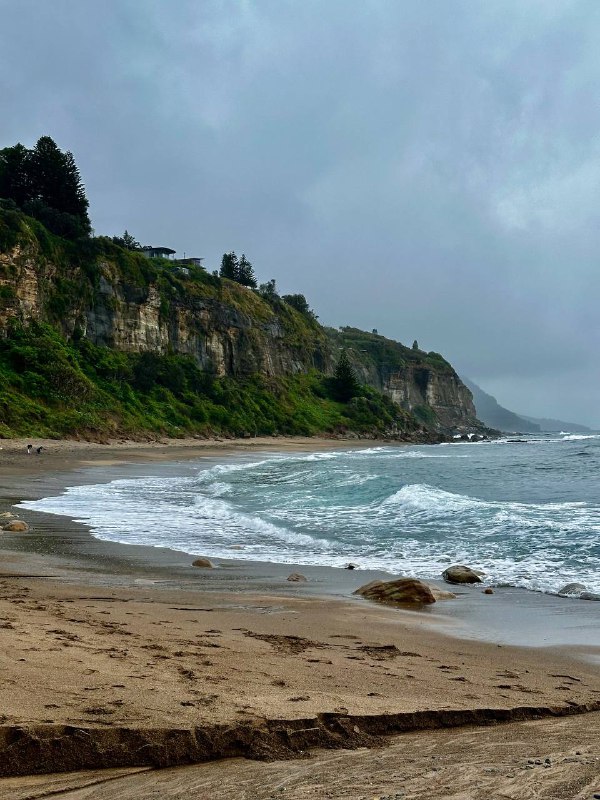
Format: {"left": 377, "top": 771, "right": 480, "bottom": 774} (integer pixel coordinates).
{"left": 282, "top": 293, "right": 316, "bottom": 319}
{"left": 332, "top": 350, "right": 359, "bottom": 402}
{"left": 219, "top": 251, "right": 258, "bottom": 287}
{"left": 0, "top": 136, "right": 91, "bottom": 239}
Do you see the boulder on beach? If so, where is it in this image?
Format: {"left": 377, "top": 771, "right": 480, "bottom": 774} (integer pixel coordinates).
{"left": 287, "top": 573, "right": 308, "bottom": 582}
{"left": 442, "top": 565, "right": 483, "bottom": 584}
{"left": 0, "top": 512, "right": 17, "bottom": 520}
{"left": 354, "top": 577, "right": 438, "bottom": 605}
{"left": 429, "top": 586, "right": 457, "bottom": 601}
{"left": 2, "top": 520, "right": 29, "bottom": 532}
{"left": 558, "top": 583, "right": 587, "bottom": 596}
{"left": 192, "top": 557, "right": 214, "bottom": 569}
{"left": 483, "top": 587, "right": 494, "bottom": 595}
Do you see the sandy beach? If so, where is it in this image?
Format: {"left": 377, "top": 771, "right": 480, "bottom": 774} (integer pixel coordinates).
{"left": 0, "top": 437, "right": 598, "bottom": 799}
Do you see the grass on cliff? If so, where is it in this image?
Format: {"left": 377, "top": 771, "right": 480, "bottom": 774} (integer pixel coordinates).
{"left": 0, "top": 321, "right": 418, "bottom": 440}
{"left": 329, "top": 326, "right": 453, "bottom": 374}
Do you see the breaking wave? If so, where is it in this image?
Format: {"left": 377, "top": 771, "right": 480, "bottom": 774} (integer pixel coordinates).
{"left": 19, "top": 436, "right": 600, "bottom": 596}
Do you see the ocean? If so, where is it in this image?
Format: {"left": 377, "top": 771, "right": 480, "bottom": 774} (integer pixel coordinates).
{"left": 20, "top": 433, "right": 600, "bottom": 598}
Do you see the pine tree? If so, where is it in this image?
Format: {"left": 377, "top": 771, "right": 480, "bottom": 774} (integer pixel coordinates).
{"left": 219, "top": 251, "right": 239, "bottom": 280}
{"left": 0, "top": 143, "right": 32, "bottom": 207}
{"left": 121, "top": 230, "right": 141, "bottom": 250}
{"left": 237, "top": 254, "right": 257, "bottom": 287}
{"left": 332, "top": 350, "right": 359, "bottom": 402}
{"left": 0, "top": 136, "right": 91, "bottom": 238}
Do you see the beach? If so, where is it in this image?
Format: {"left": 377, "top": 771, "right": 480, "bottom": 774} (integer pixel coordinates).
{"left": 0, "top": 437, "right": 598, "bottom": 799}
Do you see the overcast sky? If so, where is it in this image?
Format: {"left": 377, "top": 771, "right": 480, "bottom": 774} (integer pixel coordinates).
{"left": 2, "top": 0, "right": 599, "bottom": 425}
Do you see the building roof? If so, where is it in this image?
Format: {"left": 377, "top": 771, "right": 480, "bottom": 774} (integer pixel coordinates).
{"left": 142, "top": 246, "right": 176, "bottom": 255}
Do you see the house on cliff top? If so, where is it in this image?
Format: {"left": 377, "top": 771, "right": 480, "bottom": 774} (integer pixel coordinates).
{"left": 142, "top": 246, "right": 176, "bottom": 259}
{"left": 141, "top": 246, "right": 205, "bottom": 275}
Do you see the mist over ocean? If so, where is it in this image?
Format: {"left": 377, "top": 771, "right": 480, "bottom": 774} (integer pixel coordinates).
{"left": 21, "top": 435, "right": 600, "bottom": 597}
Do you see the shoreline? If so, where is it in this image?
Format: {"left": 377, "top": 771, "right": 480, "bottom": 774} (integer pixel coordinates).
{"left": 4, "top": 436, "right": 599, "bottom": 652}
{"left": 0, "top": 436, "right": 598, "bottom": 786}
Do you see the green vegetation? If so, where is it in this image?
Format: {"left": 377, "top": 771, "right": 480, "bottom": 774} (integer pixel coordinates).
{"left": 329, "top": 327, "right": 452, "bottom": 375}
{"left": 0, "top": 320, "right": 418, "bottom": 440}
{"left": 219, "top": 251, "right": 257, "bottom": 287}
{"left": 0, "top": 133, "right": 458, "bottom": 442}
{"left": 281, "top": 293, "right": 317, "bottom": 320}
{"left": 331, "top": 350, "right": 359, "bottom": 402}
{"left": 0, "top": 136, "right": 91, "bottom": 239}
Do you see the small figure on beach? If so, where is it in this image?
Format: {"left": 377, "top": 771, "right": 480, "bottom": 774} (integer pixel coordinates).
{"left": 36, "top": 446, "right": 44, "bottom": 455}
{"left": 27, "top": 444, "right": 33, "bottom": 455}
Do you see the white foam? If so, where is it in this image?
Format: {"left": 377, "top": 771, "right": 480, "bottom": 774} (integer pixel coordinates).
{"left": 18, "top": 444, "right": 600, "bottom": 597}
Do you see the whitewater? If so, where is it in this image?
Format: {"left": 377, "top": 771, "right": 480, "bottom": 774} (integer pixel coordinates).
{"left": 20, "top": 433, "right": 600, "bottom": 597}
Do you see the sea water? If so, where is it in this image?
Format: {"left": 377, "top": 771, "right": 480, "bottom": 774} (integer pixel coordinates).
{"left": 19, "top": 433, "right": 600, "bottom": 597}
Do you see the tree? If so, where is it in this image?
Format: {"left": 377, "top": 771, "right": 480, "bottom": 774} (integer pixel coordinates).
{"left": 237, "top": 253, "right": 257, "bottom": 287}
{"left": 332, "top": 350, "right": 359, "bottom": 402}
{"left": 258, "top": 279, "right": 278, "bottom": 300}
{"left": 113, "top": 230, "right": 141, "bottom": 250}
{"left": 219, "top": 251, "right": 239, "bottom": 280}
{"left": 282, "top": 293, "right": 316, "bottom": 318}
{"left": 0, "top": 144, "right": 32, "bottom": 207}
{"left": 0, "top": 136, "right": 91, "bottom": 238}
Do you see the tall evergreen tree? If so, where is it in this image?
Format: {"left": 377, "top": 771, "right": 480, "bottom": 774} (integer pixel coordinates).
{"left": 219, "top": 251, "right": 239, "bottom": 280}
{"left": 29, "top": 137, "right": 89, "bottom": 220}
{"left": 0, "top": 136, "right": 91, "bottom": 238}
{"left": 332, "top": 350, "right": 359, "bottom": 402}
{"left": 0, "top": 143, "right": 32, "bottom": 207}
{"left": 237, "top": 253, "right": 257, "bottom": 287}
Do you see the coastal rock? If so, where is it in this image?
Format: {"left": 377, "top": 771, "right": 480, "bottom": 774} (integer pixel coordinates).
{"left": 580, "top": 592, "right": 600, "bottom": 601}
{"left": 0, "top": 512, "right": 17, "bottom": 520}
{"left": 429, "top": 586, "right": 457, "bottom": 601}
{"left": 558, "top": 583, "right": 587, "bottom": 596}
{"left": 483, "top": 588, "right": 494, "bottom": 595}
{"left": 345, "top": 563, "right": 358, "bottom": 570}
{"left": 354, "top": 578, "right": 437, "bottom": 605}
{"left": 442, "top": 565, "right": 483, "bottom": 584}
{"left": 2, "top": 520, "right": 29, "bottom": 532}
{"left": 192, "top": 558, "right": 214, "bottom": 569}
{"left": 287, "top": 573, "right": 308, "bottom": 582}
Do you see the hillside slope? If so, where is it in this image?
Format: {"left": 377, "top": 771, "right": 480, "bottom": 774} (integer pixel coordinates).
{"left": 461, "top": 377, "right": 540, "bottom": 433}
{"left": 0, "top": 208, "right": 485, "bottom": 440}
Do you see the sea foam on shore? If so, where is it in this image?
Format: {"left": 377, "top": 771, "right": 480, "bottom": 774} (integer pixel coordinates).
{"left": 19, "top": 435, "right": 600, "bottom": 597}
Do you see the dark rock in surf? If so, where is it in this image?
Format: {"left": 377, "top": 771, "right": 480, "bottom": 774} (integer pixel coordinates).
{"left": 442, "top": 565, "right": 483, "bottom": 584}
{"left": 287, "top": 573, "right": 307, "bottom": 582}
{"left": 559, "top": 582, "right": 588, "bottom": 596}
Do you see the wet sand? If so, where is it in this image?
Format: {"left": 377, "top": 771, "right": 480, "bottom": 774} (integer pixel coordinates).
{"left": 0, "top": 437, "right": 598, "bottom": 797}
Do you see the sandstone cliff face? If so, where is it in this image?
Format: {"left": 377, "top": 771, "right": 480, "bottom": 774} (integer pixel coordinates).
{"left": 386, "top": 366, "right": 477, "bottom": 428}
{"left": 84, "top": 272, "right": 328, "bottom": 379}
{"left": 0, "top": 232, "right": 481, "bottom": 433}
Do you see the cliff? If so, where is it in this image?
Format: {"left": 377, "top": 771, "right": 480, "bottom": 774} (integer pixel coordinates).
{"left": 0, "top": 209, "right": 484, "bottom": 439}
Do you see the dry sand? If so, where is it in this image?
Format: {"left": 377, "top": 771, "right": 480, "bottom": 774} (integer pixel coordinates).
{"left": 0, "top": 436, "right": 598, "bottom": 798}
